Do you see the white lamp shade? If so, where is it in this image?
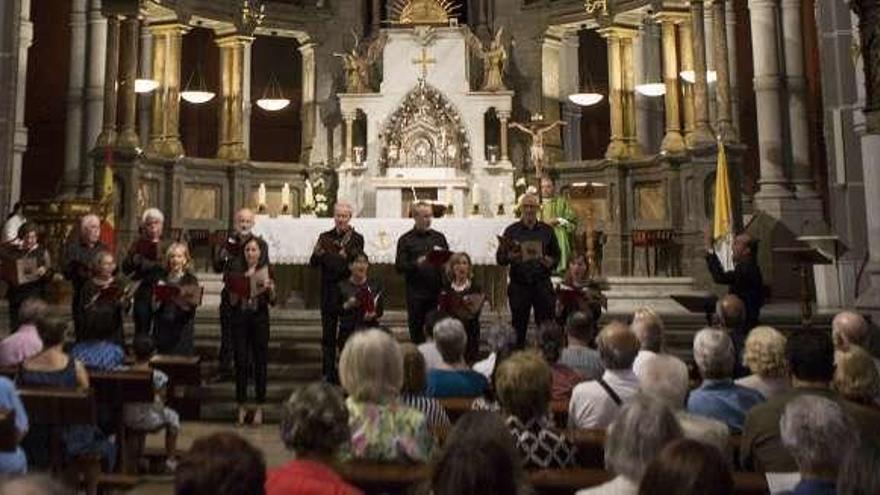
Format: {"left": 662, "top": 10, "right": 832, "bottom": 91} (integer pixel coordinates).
{"left": 568, "top": 93, "right": 604, "bottom": 107}
{"left": 256, "top": 98, "right": 291, "bottom": 111}
{"left": 180, "top": 90, "right": 216, "bottom": 104}
{"left": 635, "top": 83, "right": 666, "bottom": 97}
{"left": 679, "top": 70, "right": 718, "bottom": 84}
{"left": 134, "top": 79, "right": 159, "bottom": 93}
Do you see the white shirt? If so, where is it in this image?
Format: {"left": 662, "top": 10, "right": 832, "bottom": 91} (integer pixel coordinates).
{"left": 569, "top": 369, "right": 640, "bottom": 430}
{"left": 472, "top": 352, "right": 496, "bottom": 380}
{"left": 575, "top": 475, "right": 638, "bottom": 495}
{"left": 1, "top": 213, "right": 24, "bottom": 243}
{"left": 418, "top": 342, "right": 443, "bottom": 371}
{"left": 632, "top": 350, "right": 688, "bottom": 386}
{"left": 735, "top": 374, "right": 791, "bottom": 400}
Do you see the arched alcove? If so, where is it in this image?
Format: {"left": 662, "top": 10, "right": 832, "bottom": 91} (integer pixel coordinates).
{"left": 179, "top": 27, "right": 220, "bottom": 158}
{"left": 250, "top": 35, "right": 302, "bottom": 162}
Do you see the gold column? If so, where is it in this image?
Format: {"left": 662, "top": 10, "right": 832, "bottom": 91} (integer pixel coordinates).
{"left": 658, "top": 14, "right": 685, "bottom": 153}
{"left": 147, "top": 22, "right": 188, "bottom": 157}
{"left": 343, "top": 112, "right": 355, "bottom": 163}
{"left": 117, "top": 16, "right": 140, "bottom": 150}
{"left": 621, "top": 33, "right": 641, "bottom": 158}
{"left": 216, "top": 35, "right": 252, "bottom": 161}
{"left": 713, "top": 0, "right": 735, "bottom": 142}
{"left": 678, "top": 18, "right": 696, "bottom": 145}
{"left": 601, "top": 28, "right": 626, "bottom": 160}
{"left": 499, "top": 111, "right": 510, "bottom": 161}
{"left": 690, "top": 0, "right": 716, "bottom": 147}
{"left": 96, "top": 15, "right": 120, "bottom": 147}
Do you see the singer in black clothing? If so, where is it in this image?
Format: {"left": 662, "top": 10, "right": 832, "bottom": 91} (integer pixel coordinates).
{"left": 310, "top": 202, "right": 364, "bottom": 382}
{"left": 121, "top": 208, "right": 169, "bottom": 340}
{"left": 395, "top": 202, "right": 449, "bottom": 344}
{"left": 337, "top": 252, "right": 384, "bottom": 351}
{"left": 705, "top": 232, "right": 764, "bottom": 331}
{"left": 438, "top": 252, "right": 485, "bottom": 363}
{"left": 496, "top": 193, "right": 560, "bottom": 348}
{"left": 61, "top": 214, "right": 106, "bottom": 340}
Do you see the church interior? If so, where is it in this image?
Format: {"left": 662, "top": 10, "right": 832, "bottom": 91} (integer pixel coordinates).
{"left": 0, "top": 0, "right": 879, "bottom": 493}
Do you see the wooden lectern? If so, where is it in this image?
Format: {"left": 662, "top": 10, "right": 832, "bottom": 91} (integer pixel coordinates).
{"left": 771, "top": 246, "right": 832, "bottom": 328}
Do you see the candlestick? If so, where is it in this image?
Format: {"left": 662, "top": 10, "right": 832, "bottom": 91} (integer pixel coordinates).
{"left": 281, "top": 183, "right": 290, "bottom": 207}
{"left": 258, "top": 183, "right": 267, "bottom": 207}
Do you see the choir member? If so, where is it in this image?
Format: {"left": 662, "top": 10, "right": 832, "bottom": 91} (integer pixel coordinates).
{"left": 539, "top": 175, "right": 578, "bottom": 276}
{"left": 309, "top": 201, "right": 364, "bottom": 382}
{"left": 2, "top": 222, "right": 51, "bottom": 330}
{"left": 395, "top": 201, "right": 449, "bottom": 344}
{"left": 122, "top": 208, "right": 169, "bottom": 340}
{"left": 496, "top": 193, "right": 560, "bottom": 348}
{"left": 61, "top": 214, "right": 106, "bottom": 340}
{"left": 439, "top": 252, "right": 485, "bottom": 364}
{"left": 152, "top": 242, "right": 201, "bottom": 355}
{"left": 337, "top": 252, "right": 384, "bottom": 352}
{"left": 79, "top": 250, "right": 129, "bottom": 344}
{"left": 555, "top": 252, "right": 606, "bottom": 329}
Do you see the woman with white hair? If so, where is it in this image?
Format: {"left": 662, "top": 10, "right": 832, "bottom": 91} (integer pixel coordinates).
{"left": 123, "top": 207, "right": 168, "bottom": 339}
{"left": 576, "top": 394, "right": 683, "bottom": 495}
{"left": 735, "top": 326, "right": 791, "bottom": 399}
{"left": 781, "top": 395, "right": 858, "bottom": 495}
{"left": 426, "top": 318, "right": 489, "bottom": 398}
{"left": 339, "top": 329, "right": 433, "bottom": 463}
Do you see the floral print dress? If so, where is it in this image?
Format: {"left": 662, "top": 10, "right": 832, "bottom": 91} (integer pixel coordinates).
{"left": 345, "top": 397, "right": 434, "bottom": 463}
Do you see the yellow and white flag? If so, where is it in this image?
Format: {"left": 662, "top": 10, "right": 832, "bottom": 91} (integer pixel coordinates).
{"left": 713, "top": 141, "right": 735, "bottom": 271}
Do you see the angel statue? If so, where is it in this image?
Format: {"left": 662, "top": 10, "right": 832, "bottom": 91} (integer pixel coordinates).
{"left": 465, "top": 27, "right": 507, "bottom": 92}
{"left": 509, "top": 115, "right": 566, "bottom": 176}
{"left": 333, "top": 31, "right": 387, "bottom": 93}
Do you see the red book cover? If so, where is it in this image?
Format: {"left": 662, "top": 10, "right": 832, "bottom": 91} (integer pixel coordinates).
{"left": 133, "top": 238, "right": 160, "bottom": 261}
{"left": 426, "top": 248, "right": 452, "bottom": 266}
{"left": 153, "top": 284, "right": 181, "bottom": 303}
{"left": 96, "top": 285, "right": 124, "bottom": 304}
{"left": 356, "top": 285, "right": 379, "bottom": 315}
{"left": 225, "top": 273, "right": 250, "bottom": 299}
{"left": 556, "top": 286, "right": 584, "bottom": 307}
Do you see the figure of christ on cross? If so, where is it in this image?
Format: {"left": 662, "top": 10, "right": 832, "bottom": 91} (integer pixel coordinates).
{"left": 412, "top": 47, "right": 436, "bottom": 80}
{"left": 508, "top": 117, "right": 567, "bottom": 180}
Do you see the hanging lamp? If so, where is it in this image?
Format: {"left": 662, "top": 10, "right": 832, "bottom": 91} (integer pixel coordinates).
{"left": 180, "top": 64, "right": 215, "bottom": 104}
{"left": 568, "top": 46, "right": 604, "bottom": 107}
{"left": 679, "top": 70, "right": 718, "bottom": 84}
{"left": 255, "top": 73, "right": 290, "bottom": 111}
{"left": 134, "top": 78, "right": 159, "bottom": 93}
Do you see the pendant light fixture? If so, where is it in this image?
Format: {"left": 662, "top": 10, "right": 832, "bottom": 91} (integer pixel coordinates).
{"left": 568, "top": 46, "right": 604, "bottom": 107}
{"left": 134, "top": 78, "right": 159, "bottom": 93}
{"left": 634, "top": 16, "right": 665, "bottom": 97}
{"left": 255, "top": 73, "right": 290, "bottom": 111}
{"left": 181, "top": 63, "right": 215, "bottom": 104}
{"left": 679, "top": 70, "right": 718, "bottom": 84}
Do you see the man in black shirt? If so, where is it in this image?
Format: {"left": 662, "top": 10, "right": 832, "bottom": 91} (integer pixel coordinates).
{"left": 395, "top": 202, "right": 449, "bottom": 344}
{"left": 61, "top": 214, "right": 106, "bottom": 340}
{"left": 705, "top": 232, "right": 764, "bottom": 331}
{"left": 497, "top": 193, "right": 560, "bottom": 347}
{"left": 309, "top": 201, "right": 365, "bottom": 382}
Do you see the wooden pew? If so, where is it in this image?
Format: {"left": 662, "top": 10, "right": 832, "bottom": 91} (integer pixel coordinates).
{"left": 529, "top": 468, "right": 611, "bottom": 495}
{"left": 438, "top": 397, "right": 568, "bottom": 426}
{"left": 568, "top": 429, "right": 606, "bottom": 469}
{"left": 151, "top": 354, "right": 202, "bottom": 420}
{"left": 337, "top": 461, "right": 429, "bottom": 495}
{"left": 89, "top": 369, "right": 154, "bottom": 474}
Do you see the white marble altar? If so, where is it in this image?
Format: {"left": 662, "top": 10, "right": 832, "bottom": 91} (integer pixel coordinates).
{"left": 337, "top": 26, "right": 515, "bottom": 218}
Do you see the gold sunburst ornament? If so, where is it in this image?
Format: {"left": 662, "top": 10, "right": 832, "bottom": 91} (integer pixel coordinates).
{"left": 389, "top": 0, "right": 459, "bottom": 25}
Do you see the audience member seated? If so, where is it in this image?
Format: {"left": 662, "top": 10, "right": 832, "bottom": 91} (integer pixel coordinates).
{"left": 538, "top": 321, "right": 585, "bottom": 401}
{"left": 339, "top": 329, "right": 433, "bottom": 463}
{"left": 417, "top": 310, "right": 447, "bottom": 371}
{"left": 69, "top": 308, "right": 125, "bottom": 371}
{"left": 741, "top": 331, "right": 880, "bottom": 472}
{"left": 630, "top": 307, "right": 688, "bottom": 385}
{"left": 267, "top": 382, "right": 361, "bottom": 495}
{"left": 0, "top": 298, "right": 45, "bottom": 366}
{"left": 0, "top": 376, "right": 28, "bottom": 474}
{"left": 18, "top": 317, "right": 116, "bottom": 470}
{"left": 175, "top": 432, "right": 266, "bottom": 495}
{"left": 832, "top": 311, "right": 880, "bottom": 375}
{"left": 639, "top": 354, "right": 729, "bottom": 454}
{"left": 559, "top": 311, "right": 604, "bottom": 380}
{"left": 569, "top": 321, "right": 641, "bottom": 429}
{"left": 472, "top": 320, "right": 517, "bottom": 380}
{"left": 716, "top": 294, "right": 748, "bottom": 377}
{"left": 576, "top": 394, "right": 682, "bottom": 495}
{"left": 833, "top": 346, "right": 880, "bottom": 407}
{"left": 123, "top": 337, "right": 181, "bottom": 472}
{"left": 637, "top": 438, "right": 734, "bottom": 495}
{"left": 425, "top": 411, "right": 527, "bottom": 495}
{"left": 837, "top": 441, "right": 880, "bottom": 495}
{"left": 736, "top": 326, "right": 791, "bottom": 399}
{"left": 780, "top": 395, "right": 856, "bottom": 495}
{"left": 687, "top": 328, "right": 765, "bottom": 433}
{"left": 400, "top": 343, "right": 452, "bottom": 433}
{"left": 0, "top": 474, "right": 69, "bottom": 495}
{"left": 495, "top": 350, "right": 576, "bottom": 468}
{"left": 426, "top": 318, "right": 488, "bottom": 398}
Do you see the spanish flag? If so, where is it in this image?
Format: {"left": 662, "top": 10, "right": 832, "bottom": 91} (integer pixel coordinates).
{"left": 98, "top": 146, "right": 116, "bottom": 253}
{"left": 713, "top": 140, "right": 734, "bottom": 271}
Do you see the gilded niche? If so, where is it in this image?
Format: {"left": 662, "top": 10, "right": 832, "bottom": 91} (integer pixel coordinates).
{"left": 388, "top": 0, "right": 458, "bottom": 25}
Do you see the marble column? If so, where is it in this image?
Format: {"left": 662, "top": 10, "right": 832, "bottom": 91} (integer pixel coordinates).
{"left": 601, "top": 28, "right": 626, "bottom": 160}
{"left": 725, "top": 0, "right": 740, "bottom": 136}
{"left": 299, "top": 41, "right": 317, "bottom": 164}
{"left": 635, "top": 21, "right": 663, "bottom": 154}
{"left": 704, "top": 0, "right": 717, "bottom": 124}
{"left": 659, "top": 14, "right": 685, "bottom": 153}
{"left": 690, "top": 0, "right": 716, "bottom": 147}
{"left": 138, "top": 24, "right": 151, "bottom": 149}
{"left": 80, "top": 0, "right": 106, "bottom": 194}
{"left": 748, "top": 0, "right": 791, "bottom": 199}
{"left": 0, "top": 0, "right": 33, "bottom": 212}
{"left": 713, "top": 0, "right": 736, "bottom": 142}
{"left": 96, "top": 15, "right": 120, "bottom": 148}
{"left": 216, "top": 35, "right": 252, "bottom": 162}
{"left": 116, "top": 16, "right": 140, "bottom": 150}
{"left": 343, "top": 112, "right": 355, "bottom": 163}
{"left": 621, "top": 33, "right": 641, "bottom": 158}
{"left": 498, "top": 110, "right": 510, "bottom": 161}
{"left": 559, "top": 33, "right": 581, "bottom": 161}
{"left": 781, "top": 0, "right": 818, "bottom": 198}
{"left": 147, "top": 22, "right": 187, "bottom": 157}
{"left": 242, "top": 41, "right": 252, "bottom": 153}
{"left": 62, "top": 0, "right": 87, "bottom": 194}
{"left": 678, "top": 19, "right": 696, "bottom": 144}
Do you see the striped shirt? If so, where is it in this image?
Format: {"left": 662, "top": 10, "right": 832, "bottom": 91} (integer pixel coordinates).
{"left": 401, "top": 393, "right": 451, "bottom": 432}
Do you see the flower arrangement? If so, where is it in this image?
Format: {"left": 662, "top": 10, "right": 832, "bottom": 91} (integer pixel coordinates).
{"left": 513, "top": 175, "right": 536, "bottom": 216}
{"left": 302, "top": 176, "right": 330, "bottom": 217}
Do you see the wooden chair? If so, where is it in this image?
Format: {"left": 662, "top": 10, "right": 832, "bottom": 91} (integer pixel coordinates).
{"left": 90, "top": 370, "right": 154, "bottom": 475}
{"left": 151, "top": 354, "right": 202, "bottom": 420}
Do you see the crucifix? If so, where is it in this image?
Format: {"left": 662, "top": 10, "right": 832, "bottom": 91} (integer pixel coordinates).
{"left": 411, "top": 47, "right": 436, "bottom": 80}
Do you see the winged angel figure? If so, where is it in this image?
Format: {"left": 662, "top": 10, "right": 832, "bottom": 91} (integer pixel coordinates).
{"left": 334, "top": 31, "right": 388, "bottom": 93}
{"left": 465, "top": 27, "right": 507, "bottom": 92}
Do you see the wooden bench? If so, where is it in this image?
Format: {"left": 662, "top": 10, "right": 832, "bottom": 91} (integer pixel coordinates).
{"left": 438, "top": 397, "right": 568, "bottom": 426}
{"left": 338, "top": 461, "right": 429, "bottom": 495}
{"left": 90, "top": 370, "right": 154, "bottom": 474}
{"left": 151, "top": 354, "right": 202, "bottom": 420}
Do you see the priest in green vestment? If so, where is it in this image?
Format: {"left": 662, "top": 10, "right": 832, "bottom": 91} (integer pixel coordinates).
{"left": 540, "top": 176, "right": 578, "bottom": 275}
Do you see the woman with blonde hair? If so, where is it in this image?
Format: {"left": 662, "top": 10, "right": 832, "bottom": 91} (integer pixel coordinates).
{"left": 735, "top": 326, "right": 790, "bottom": 399}
{"left": 152, "top": 242, "right": 201, "bottom": 355}
{"left": 834, "top": 346, "right": 880, "bottom": 407}
{"left": 439, "top": 252, "right": 484, "bottom": 363}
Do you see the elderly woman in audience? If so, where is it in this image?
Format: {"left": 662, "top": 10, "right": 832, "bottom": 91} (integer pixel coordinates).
{"left": 577, "top": 394, "right": 682, "bottom": 495}
{"left": 538, "top": 321, "right": 585, "bottom": 401}
{"left": 0, "top": 297, "right": 46, "bottom": 366}
{"left": 496, "top": 350, "right": 576, "bottom": 468}
{"left": 175, "top": 432, "right": 266, "bottom": 495}
{"left": 425, "top": 318, "right": 488, "bottom": 398}
{"left": 630, "top": 308, "right": 689, "bottom": 384}
{"left": 834, "top": 346, "right": 880, "bottom": 407}
{"left": 781, "top": 395, "right": 857, "bottom": 495}
{"left": 267, "top": 382, "right": 361, "bottom": 495}
{"left": 638, "top": 354, "right": 729, "bottom": 455}
{"left": 637, "top": 439, "right": 733, "bottom": 495}
{"left": 837, "top": 441, "right": 880, "bottom": 495}
{"left": 472, "top": 319, "right": 517, "bottom": 380}
{"left": 0, "top": 376, "right": 29, "bottom": 474}
{"left": 569, "top": 321, "right": 641, "bottom": 429}
{"left": 339, "top": 329, "right": 433, "bottom": 463}
{"left": 417, "top": 310, "right": 448, "bottom": 371}
{"left": 735, "top": 326, "right": 790, "bottom": 399}
{"left": 425, "top": 411, "right": 528, "bottom": 495}
{"left": 559, "top": 311, "right": 603, "bottom": 380}
{"left": 400, "top": 343, "right": 451, "bottom": 433}
{"left": 687, "top": 328, "right": 764, "bottom": 433}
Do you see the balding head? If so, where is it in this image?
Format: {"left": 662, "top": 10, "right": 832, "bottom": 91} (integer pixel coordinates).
{"left": 716, "top": 294, "right": 745, "bottom": 331}
{"left": 733, "top": 233, "right": 755, "bottom": 262}
{"left": 832, "top": 311, "right": 870, "bottom": 351}
{"left": 519, "top": 193, "right": 539, "bottom": 226}
{"left": 597, "top": 321, "right": 640, "bottom": 370}
{"left": 235, "top": 208, "right": 255, "bottom": 235}
{"left": 79, "top": 214, "right": 101, "bottom": 245}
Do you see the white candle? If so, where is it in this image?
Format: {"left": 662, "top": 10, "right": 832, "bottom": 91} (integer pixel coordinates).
{"left": 258, "top": 183, "right": 267, "bottom": 206}
{"left": 281, "top": 183, "right": 291, "bottom": 207}
{"left": 445, "top": 186, "right": 453, "bottom": 205}
{"left": 304, "top": 179, "right": 315, "bottom": 208}
{"left": 496, "top": 181, "right": 504, "bottom": 205}
{"left": 472, "top": 183, "right": 481, "bottom": 205}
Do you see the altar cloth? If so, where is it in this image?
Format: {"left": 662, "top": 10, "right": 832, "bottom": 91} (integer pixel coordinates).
{"left": 252, "top": 216, "right": 512, "bottom": 265}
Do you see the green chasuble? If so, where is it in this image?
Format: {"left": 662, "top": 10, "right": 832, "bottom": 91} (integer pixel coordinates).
{"left": 541, "top": 196, "right": 578, "bottom": 275}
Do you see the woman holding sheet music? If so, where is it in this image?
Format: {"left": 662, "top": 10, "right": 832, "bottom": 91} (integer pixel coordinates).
{"left": 122, "top": 208, "right": 169, "bottom": 341}
{"left": 152, "top": 242, "right": 201, "bottom": 355}
{"left": 79, "top": 250, "right": 129, "bottom": 345}
{"left": 1, "top": 222, "right": 51, "bottom": 330}
{"left": 439, "top": 252, "right": 485, "bottom": 364}
{"left": 228, "top": 237, "right": 275, "bottom": 426}
{"left": 337, "top": 252, "right": 384, "bottom": 352}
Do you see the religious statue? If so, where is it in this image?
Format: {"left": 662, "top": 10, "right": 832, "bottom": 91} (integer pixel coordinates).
{"left": 465, "top": 28, "right": 508, "bottom": 92}
{"left": 333, "top": 31, "right": 387, "bottom": 93}
{"left": 539, "top": 175, "right": 578, "bottom": 275}
{"left": 508, "top": 115, "right": 566, "bottom": 176}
